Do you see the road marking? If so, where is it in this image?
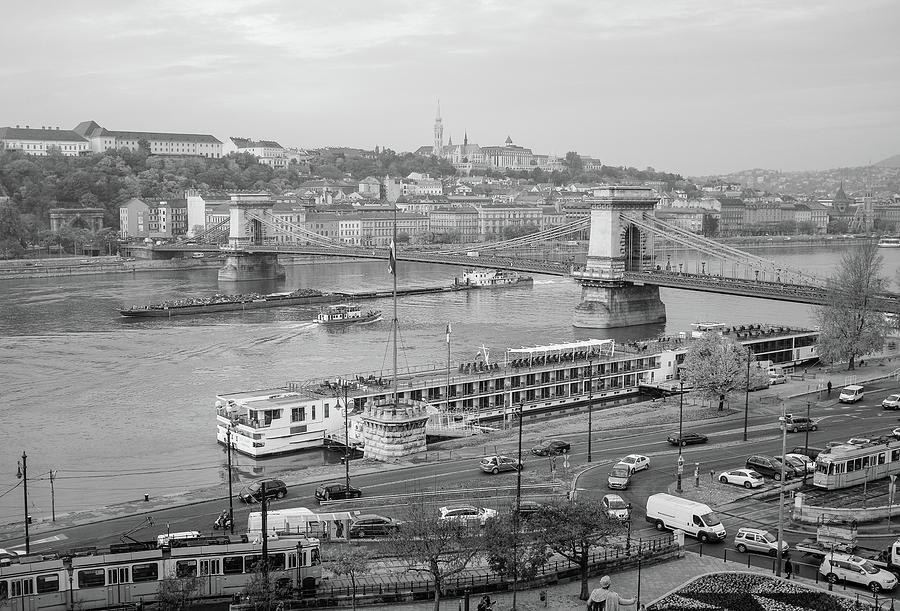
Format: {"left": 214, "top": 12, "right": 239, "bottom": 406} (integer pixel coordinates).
{"left": 9, "top": 535, "right": 68, "bottom": 550}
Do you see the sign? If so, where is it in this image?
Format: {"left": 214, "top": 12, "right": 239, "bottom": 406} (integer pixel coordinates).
{"left": 677, "top": 455, "right": 684, "bottom": 474}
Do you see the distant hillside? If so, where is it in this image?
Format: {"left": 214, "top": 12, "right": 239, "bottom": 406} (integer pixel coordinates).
{"left": 875, "top": 153, "right": 900, "bottom": 168}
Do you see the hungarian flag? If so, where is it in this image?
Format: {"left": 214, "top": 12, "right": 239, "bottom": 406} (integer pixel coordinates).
{"left": 388, "top": 239, "right": 396, "bottom": 275}
{"left": 446, "top": 322, "right": 451, "bottom": 344}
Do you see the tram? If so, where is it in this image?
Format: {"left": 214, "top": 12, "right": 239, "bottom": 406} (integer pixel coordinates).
{"left": 813, "top": 436, "right": 900, "bottom": 489}
{"left": 0, "top": 537, "right": 321, "bottom": 610}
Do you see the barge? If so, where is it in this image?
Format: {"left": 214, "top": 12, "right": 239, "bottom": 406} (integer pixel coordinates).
{"left": 215, "top": 323, "right": 821, "bottom": 458}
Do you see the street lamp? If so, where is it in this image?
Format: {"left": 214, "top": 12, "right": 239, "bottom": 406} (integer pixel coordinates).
{"left": 338, "top": 381, "right": 352, "bottom": 493}
{"left": 625, "top": 503, "right": 633, "bottom": 552}
{"left": 512, "top": 402, "right": 524, "bottom": 611}
{"left": 743, "top": 346, "right": 752, "bottom": 441}
{"left": 226, "top": 427, "right": 235, "bottom": 534}
{"left": 776, "top": 405, "right": 788, "bottom": 577}
{"left": 803, "top": 399, "right": 811, "bottom": 485}
{"left": 16, "top": 451, "right": 29, "bottom": 554}
{"left": 676, "top": 381, "right": 684, "bottom": 493}
{"left": 587, "top": 354, "right": 594, "bottom": 463}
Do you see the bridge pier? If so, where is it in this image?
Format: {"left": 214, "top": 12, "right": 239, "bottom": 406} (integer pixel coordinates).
{"left": 217, "top": 253, "right": 285, "bottom": 282}
{"left": 573, "top": 282, "right": 666, "bottom": 328}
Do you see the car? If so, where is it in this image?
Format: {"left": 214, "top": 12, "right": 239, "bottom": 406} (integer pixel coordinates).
{"left": 791, "top": 445, "right": 824, "bottom": 460}
{"left": 746, "top": 455, "right": 797, "bottom": 481}
{"left": 238, "top": 478, "right": 288, "bottom": 503}
{"left": 0, "top": 548, "right": 18, "bottom": 566}
{"left": 601, "top": 494, "right": 631, "bottom": 521}
{"left": 607, "top": 463, "right": 632, "bottom": 490}
{"left": 769, "top": 373, "right": 788, "bottom": 385}
{"left": 839, "top": 384, "right": 865, "bottom": 403}
{"left": 618, "top": 454, "right": 650, "bottom": 474}
{"left": 784, "top": 453, "right": 815, "bottom": 474}
{"left": 349, "top": 514, "right": 402, "bottom": 538}
{"left": 667, "top": 432, "right": 709, "bottom": 446}
{"left": 820, "top": 553, "right": 898, "bottom": 593}
{"left": 314, "top": 482, "right": 362, "bottom": 503}
{"left": 734, "top": 527, "right": 789, "bottom": 556}
{"left": 847, "top": 437, "right": 871, "bottom": 446}
{"left": 782, "top": 415, "right": 818, "bottom": 433}
{"left": 780, "top": 454, "right": 811, "bottom": 476}
{"left": 439, "top": 505, "right": 497, "bottom": 525}
{"left": 718, "top": 468, "right": 764, "bottom": 489}
{"left": 530, "top": 439, "right": 571, "bottom": 456}
{"left": 480, "top": 455, "right": 523, "bottom": 474}
{"left": 893, "top": 427, "right": 900, "bottom": 438}
{"left": 883, "top": 394, "right": 900, "bottom": 410}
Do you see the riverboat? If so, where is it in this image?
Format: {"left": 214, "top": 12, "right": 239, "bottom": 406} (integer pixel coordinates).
{"left": 689, "top": 322, "right": 819, "bottom": 368}
{"left": 456, "top": 268, "right": 533, "bottom": 288}
{"left": 878, "top": 237, "right": 900, "bottom": 248}
{"left": 316, "top": 304, "right": 381, "bottom": 325}
{"left": 119, "top": 288, "right": 332, "bottom": 317}
{"left": 215, "top": 323, "right": 820, "bottom": 458}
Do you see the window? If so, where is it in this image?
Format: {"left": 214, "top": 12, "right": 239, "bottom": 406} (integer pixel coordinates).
{"left": 107, "top": 567, "right": 129, "bottom": 584}
{"left": 78, "top": 569, "right": 106, "bottom": 588}
{"left": 223, "top": 556, "right": 244, "bottom": 575}
{"left": 36, "top": 574, "right": 59, "bottom": 594}
{"left": 292, "top": 407, "right": 305, "bottom": 422}
{"left": 175, "top": 560, "right": 197, "bottom": 578}
{"left": 132, "top": 563, "right": 159, "bottom": 583}
{"left": 245, "top": 554, "right": 262, "bottom": 573}
{"left": 10, "top": 579, "right": 34, "bottom": 597}
{"left": 0, "top": 581, "right": 6, "bottom": 599}
{"left": 324, "top": 403, "right": 329, "bottom": 418}
{"left": 268, "top": 553, "right": 286, "bottom": 571}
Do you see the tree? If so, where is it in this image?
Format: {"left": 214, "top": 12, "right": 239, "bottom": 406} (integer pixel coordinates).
{"left": 482, "top": 510, "right": 551, "bottom": 609}
{"left": 681, "top": 332, "right": 767, "bottom": 411}
{"left": 816, "top": 241, "right": 891, "bottom": 370}
{"left": 238, "top": 567, "right": 291, "bottom": 610}
{"left": 563, "top": 152, "right": 583, "bottom": 174}
{"left": 156, "top": 573, "right": 202, "bottom": 610}
{"left": 530, "top": 498, "right": 624, "bottom": 601}
{"left": 329, "top": 544, "right": 371, "bottom": 610}
{"left": 384, "top": 494, "right": 482, "bottom": 611}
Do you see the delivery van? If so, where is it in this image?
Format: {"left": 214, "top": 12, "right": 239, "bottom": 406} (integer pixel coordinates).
{"left": 645, "top": 493, "right": 726, "bottom": 543}
{"left": 247, "top": 507, "right": 319, "bottom": 537}
{"left": 839, "top": 384, "right": 865, "bottom": 403}
{"left": 156, "top": 531, "right": 201, "bottom": 548}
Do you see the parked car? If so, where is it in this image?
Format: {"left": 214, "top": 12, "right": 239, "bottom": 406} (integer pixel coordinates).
{"left": 718, "top": 468, "right": 764, "bottom": 489}
{"left": 439, "top": 505, "right": 497, "bottom": 525}
{"left": 847, "top": 437, "right": 871, "bottom": 446}
{"left": 769, "top": 373, "right": 788, "bottom": 385}
{"left": 839, "top": 385, "right": 865, "bottom": 403}
{"left": 480, "top": 455, "right": 523, "bottom": 474}
{"left": 791, "top": 445, "right": 824, "bottom": 460}
{"left": 734, "top": 527, "right": 789, "bottom": 556}
{"left": 820, "top": 553, "right": 898, "bottom": 593}
{"left": 238, "top": 478, "right": 288, "bottom": 503}
{"left": 601, "top": 494, "right": 631, "bottom": 521}
{"left": 314, "top": 482, "right": 362, "bottom": 503}
{"left": 746, "top": 455, "right": 797, "bottom": 481}
{"left": 667, "top": 431, "right": 708, "bottom": 446}
{"left": 530, "top": 439, "right": 571, "bottom": 456}
{"left": 349, "top": 514, "right": 402, "bottom": 538}
{"left": 618, "top": 454, "right": 650, "bottom": 474}
{"left": 0, "top": 548, "right": 18, "bottom": 566}
{"left": 782, "top": 415, "right": 818, "bottom": 433}
{"left": 883, "top": 394, "right": 900, "bottom": 410}
{"left": 783, "top": 453, "right": 815, "bottom": 474}
{"left": 780, "top": 454, "right": 811, "bottom": 476}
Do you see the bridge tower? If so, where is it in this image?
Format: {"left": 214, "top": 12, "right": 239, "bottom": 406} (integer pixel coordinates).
{"left": 218, "top": 193, "right": 286, "bottom": 282}
{"left": 571, "top": 186, "right": 666, "bottom": 328}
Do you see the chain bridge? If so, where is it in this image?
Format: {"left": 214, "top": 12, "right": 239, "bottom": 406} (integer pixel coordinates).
{"left": 151, "top": 188, "right": 898, "bottom": 328}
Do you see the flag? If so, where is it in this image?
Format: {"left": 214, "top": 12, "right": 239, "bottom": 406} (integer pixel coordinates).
{"left": 446, "top": 322, "right": 451, "bottom": 344}
{"left": 388, "top": 239, "right": 396, "bottom": 275}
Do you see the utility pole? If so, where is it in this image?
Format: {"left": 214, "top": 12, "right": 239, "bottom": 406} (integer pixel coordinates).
{"left": 49, "top": 470, "right": 56, "bottom": 522}
{"left": 512, "top": 402, "right": 524, "bottom": 611}
{"left": 261, "top": 482, "right": 269, "bottom": 582}
{"left": 676, "top": 380, "right": 684, "bottom": 493}
{"left": 743, "top": 345, "right": 751, "bottom": 441}
{"left": 776, "top": 404, "right": 788, "bottom": 577}
{"left": 342, "top": 381, "right": 351, "bottom": 492}
{"left": 16, "top": 452, "right": 30, "bottom": 554}
{"left": 226, "top": 427, "right": 235, "bottom": 535}
{"left": 587, "top": 354, "right": 594, "bottom": 463}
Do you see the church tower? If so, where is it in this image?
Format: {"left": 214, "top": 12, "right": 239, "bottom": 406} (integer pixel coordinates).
{"left": 432, "top": 100, "right": 443, "bottom": 157}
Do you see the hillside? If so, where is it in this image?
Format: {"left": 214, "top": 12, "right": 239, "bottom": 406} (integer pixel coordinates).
{"left": 875, "top": 153, "right": 900, "bottom": 168}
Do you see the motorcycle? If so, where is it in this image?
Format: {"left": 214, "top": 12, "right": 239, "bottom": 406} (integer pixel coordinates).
{"left": 213, "top": 513, "right": 233, "bottom": 530}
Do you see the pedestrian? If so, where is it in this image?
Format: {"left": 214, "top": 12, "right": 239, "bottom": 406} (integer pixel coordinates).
{"left": 827, "top": 380, "right": 832, "bottom": 396}
{"left": 477, "top": 594, "right": 495, "bottom": 611}
{"left": 784, "top": 558, "right": 793, "bottom": 580}
{"left": 588, "top": 575, "right": 635, "bottom": 611}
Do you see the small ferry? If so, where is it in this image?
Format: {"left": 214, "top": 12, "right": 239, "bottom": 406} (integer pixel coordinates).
{"left": 456, "top": 268, "right": 533, "bottom": 288}
{"left": 878, "top": 237, "right": 900, "bottom": 248}
{"left": 316, "top": 304, "right": 381, "bottom": 325}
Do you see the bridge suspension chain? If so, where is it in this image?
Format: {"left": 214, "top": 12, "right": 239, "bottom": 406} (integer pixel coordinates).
{"left": 442, "top": 218, "right": 590, "bottom": 256}
{"left": 175, "top": 218, "right": 229, "bottom": 244}
{"left": 245, "top": 211, "right": 348, "bottom": 249}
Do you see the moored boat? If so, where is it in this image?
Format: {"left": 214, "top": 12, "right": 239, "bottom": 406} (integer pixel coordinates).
{"left": 456, "top": 268, "right": 533, "bottom": 287}
{"left": 316, "top": 304, "right": 382, "bottom": 325}
{"left": 119, "top": 288, "right": 331, "bottom": 317}
{"left": 878, "top": 237, "right": 900, "bottom": 248}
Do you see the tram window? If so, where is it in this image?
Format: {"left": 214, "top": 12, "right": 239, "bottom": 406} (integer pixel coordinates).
{"left": 132, "top": 563, "right": 159, "bottom": 583}
{"left": 856, "top": 458, "right": 863, "bottom": 470}
{"left": 288, "top": 552, "right": 297, "bottom": 569}
{"left": 863, "top": 456, "right": 870, "bottom": 468}
{"left": 107, "top": 567, "right": 129, "bottom": 585}
{"left": 36, "top": 574, "right": 60, "bottom": 594}
{"left": 847, "top": 460, "right": 856, "bottom": 473}
{"left": 311, "top": 548, "right": 320, "bottom": 566}
{"left": 78, "top": 569, "right": 106, "bottom": 589}
{"left": 11, "top": 579, "right": 34, "bottom": 597}
{"left": 893, "top": 450, "right": 900, "bottom": 462}
{"left": 223, "top": 556, "right": 244, "bottom": 575}
{"left": 0, "top": 581, "right": 6, "bottom": 599}
{"left": 245, "top": 554, "right": 263, "bottom": 573}
{"left": 880, "top": 453, "right": 887, "bottom": 465}
{"left": 175, "top": 560, "right": 197, "bottom": 578}
{"left": 268, "top": 553, "right": 285, "bottom": 571}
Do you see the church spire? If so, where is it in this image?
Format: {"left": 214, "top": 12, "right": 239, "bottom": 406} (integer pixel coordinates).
{"left": 432, "top": 99, "right": 443, "bottom": 157}
{"left": 464, "top": 131, "right": 468, "bottom": 147}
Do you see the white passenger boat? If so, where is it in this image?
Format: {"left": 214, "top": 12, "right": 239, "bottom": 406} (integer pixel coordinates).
{"left": 316, "top": 304, "right": 381, "bottom": 325}
{"left": 457, "top": 268, "right": 533, "bottom": 287}
{"left": 878, "top": 237, "right": 900, "bottom": 248}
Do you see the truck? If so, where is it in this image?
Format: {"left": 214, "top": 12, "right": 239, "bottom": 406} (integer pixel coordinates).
{"left": 795, "top": 521, "right": 900, "bottom": 577}
{"left": 645, "top": 493, "right": 726, "bottom": 543}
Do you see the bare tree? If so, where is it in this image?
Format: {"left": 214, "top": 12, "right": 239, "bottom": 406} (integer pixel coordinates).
{"left": 329, "top": 544, "right": 372, "bottom": 611}
{"left": 681, "top": 332, "right": 767, "bottom": 410}
{"left": 817, "top": 242, "right": 891, "bottom": 370}
{"left": 384, "top": 494, "right": 482, "bottom": 611}
{"left": 482, "top": 510, "right": 552, "bottom": 609}
{"left": 156, "top": 573, "right": 202, "bottom": 610}
{"left": 530, "top": 498, "right": 624, "bottom": 601}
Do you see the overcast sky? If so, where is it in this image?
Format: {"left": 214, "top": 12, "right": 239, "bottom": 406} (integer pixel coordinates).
{"left": 1, "top": 0, "right": 898, "bottom": 176}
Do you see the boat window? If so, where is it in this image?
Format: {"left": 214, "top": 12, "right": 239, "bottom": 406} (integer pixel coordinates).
{"left": 324, "top": 403, "right": 329, "bottom": 418}
{"left": 312, "top": 406, "right": 316, "bottom": 420}
{"left": 292, "top": 407, "right": 305, "bottom": 422}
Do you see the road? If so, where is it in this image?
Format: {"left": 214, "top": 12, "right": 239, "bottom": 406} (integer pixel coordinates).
{"left": 7, "top": 378, "right": 900, "bottom": 593}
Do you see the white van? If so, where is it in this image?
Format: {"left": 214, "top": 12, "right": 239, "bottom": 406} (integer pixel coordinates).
{"left": 645, "top": 493, "right": 726, "bottom": 543}
{"left": 839, "top": 384, "right": 865, "bottom": 403}
{"left": 156, "top": 531, "right": 201, "bottom": 548}
{"left": 247, "top": 507, "right": 318, "bottom": 537}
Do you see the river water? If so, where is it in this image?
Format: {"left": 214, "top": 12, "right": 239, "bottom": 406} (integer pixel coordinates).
{"left": 1, "top": 245, "right": 898, "bottom": 524}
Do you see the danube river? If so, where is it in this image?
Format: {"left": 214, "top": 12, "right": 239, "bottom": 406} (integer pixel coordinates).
{"left": 1, "top": 245, "right": 897, "bottom": 524}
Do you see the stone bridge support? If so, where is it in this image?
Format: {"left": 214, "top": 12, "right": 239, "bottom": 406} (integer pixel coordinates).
{"left": 572, "top": 186, "right": 666, "bottom": 328}
{"left": 218, "top": 194, "right": 285, "bottom": 281}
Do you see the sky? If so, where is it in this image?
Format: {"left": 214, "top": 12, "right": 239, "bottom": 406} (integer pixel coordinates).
{"left": 1, "top": 0, "right": 898, "bottom": 176}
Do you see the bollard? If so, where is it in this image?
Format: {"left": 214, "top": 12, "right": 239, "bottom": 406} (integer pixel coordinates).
{"left": 144, "top": 494, "right": 149, "bottom": 502}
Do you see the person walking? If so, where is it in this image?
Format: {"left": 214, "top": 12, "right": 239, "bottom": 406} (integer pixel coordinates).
{"left": 588, "top": 575, "right": 636, "bottom": 610}
{"left": 827, "top": 380, "right": 832, "bottom": 397}
{"left": 784, "top": 558, "right": 794, "bottom": 580}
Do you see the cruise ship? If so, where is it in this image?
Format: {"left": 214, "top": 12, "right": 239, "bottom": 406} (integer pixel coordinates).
{"left": 215, "top": 323, "right": 820, "bottom": 458}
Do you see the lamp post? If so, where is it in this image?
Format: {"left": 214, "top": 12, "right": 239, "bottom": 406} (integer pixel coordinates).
{"left": 676, "top": 381, "right": 684, "bottom": 493}
{"left": 626, "top": 504, "right": 633, "bottom": 552}
{"left": 803, "top": 399, "right": 811, "bottom": 485}
{"left": 512, "top": 402, "right": 524, "bottom": 611}
{"left": 587, "top": 354, "right": 594, "bottom": 463}
{"left": 16, "top": 452, "right": 30, "bottom": 554}
{"left": 776, "top": 405, "right": 788, "bottom": 577}
{"left": 341, "top": 381, "right": 352, "bottom": 493}
{"left": 226, "top": 427, "right": 235, "bottom": 534}
{"left": 743, "top": 346, "right": 752, "bottom": 441}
